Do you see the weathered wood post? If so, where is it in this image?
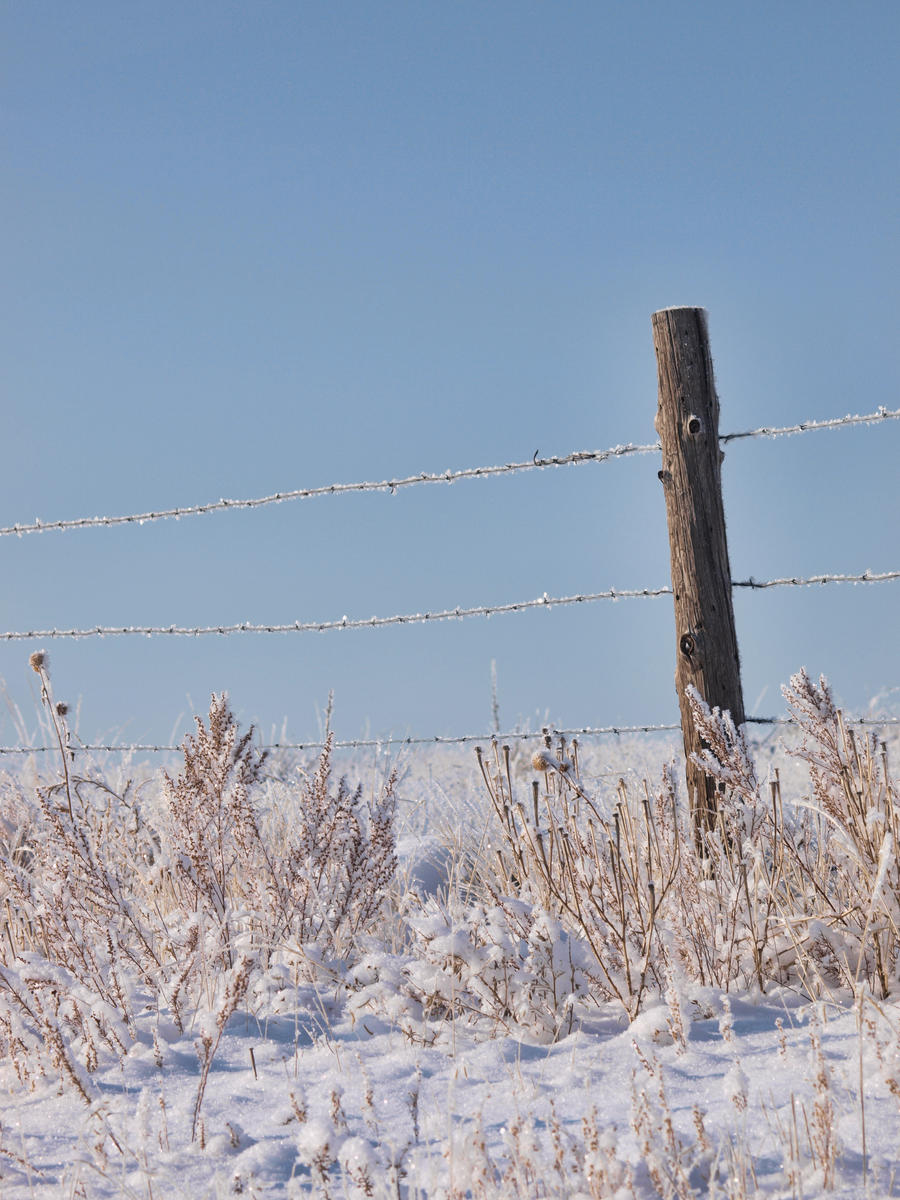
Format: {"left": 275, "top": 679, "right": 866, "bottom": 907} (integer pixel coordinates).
{"left": 651, "top": 307, "right": 745, "bottom": 844}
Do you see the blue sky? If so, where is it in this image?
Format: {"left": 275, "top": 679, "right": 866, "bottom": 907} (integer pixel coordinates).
{"left": 2, "top": 2, "right": 898, "bottom": 748}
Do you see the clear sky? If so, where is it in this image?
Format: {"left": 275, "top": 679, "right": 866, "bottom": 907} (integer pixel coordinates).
{"left": 2, "top": 2, "right": 898, "bottom": 749}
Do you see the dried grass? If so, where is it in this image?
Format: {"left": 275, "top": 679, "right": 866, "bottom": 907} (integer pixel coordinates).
{"left": 0, "top": 670, "right": 397, "bottom": 1137}
{"left": 471, "top": 669, "right": 900, "bottom": 1022}
{"left": 0, "top": 659, "right": 896, "bottom": 1195}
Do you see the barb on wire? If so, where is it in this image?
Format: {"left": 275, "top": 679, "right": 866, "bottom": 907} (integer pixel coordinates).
{"left": 3, "top": 715, "right": 899, "bottom": 757}
{"left": 1, "top": 569, "right": 896, "bottom": 644}
{"left": 0, "top": 442, "right": 660, "bottom": 538}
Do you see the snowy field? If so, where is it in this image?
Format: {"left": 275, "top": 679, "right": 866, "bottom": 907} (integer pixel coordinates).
{"left": 2, "top": 668, "right": 900, "bottom": 1198}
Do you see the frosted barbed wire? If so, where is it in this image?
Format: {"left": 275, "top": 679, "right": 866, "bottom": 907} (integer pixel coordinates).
{"left": 721, "top": 405, "right": 900, "bottom": 445}
{"left": 0, "top": 442, "right": 660, "bottom": 538}
{"left": 732, "top": 570, "right": 900, "bottom": 590}
{"left": 1, "top": 570, "right": 896, "bottom": 643}
{"left": 0, "top": 586, "right": 672, "bottom": 641}
{"left": 0, "top": 725, "right": 683, "bottom": 755}
{"left": 3, "top": 714, "right": 899, "bottom": 756}
{"left": 3, "top": 406, "right": 896, "bottom": 540}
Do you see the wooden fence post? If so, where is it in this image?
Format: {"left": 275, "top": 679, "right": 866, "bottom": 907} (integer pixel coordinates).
{"left": 651, "top": 307, "right": 745, "bottom": 843}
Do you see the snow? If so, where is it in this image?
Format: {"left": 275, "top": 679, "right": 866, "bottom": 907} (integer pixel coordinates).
{"left": 2, "top": 720, "right": 900, "bottom": 1197}
{"left": 2, "top": 984, "right": 899, "bottom": 1197}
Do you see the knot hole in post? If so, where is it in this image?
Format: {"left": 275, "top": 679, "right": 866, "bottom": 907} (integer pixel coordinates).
{"left": 679, "top": 632, "right": 696, "bottom": 658}
{"left": 686, "top": 414, "right": 703, "bottom": 436}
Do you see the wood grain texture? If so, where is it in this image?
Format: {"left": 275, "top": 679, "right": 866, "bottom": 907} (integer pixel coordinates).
{"left": 652, "top": 307, "right": 745, "bottom": 841}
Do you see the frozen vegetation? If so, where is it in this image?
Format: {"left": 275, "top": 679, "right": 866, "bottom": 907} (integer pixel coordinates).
{"left": 1, "top": 658, "right": 900, "bottom": 1198}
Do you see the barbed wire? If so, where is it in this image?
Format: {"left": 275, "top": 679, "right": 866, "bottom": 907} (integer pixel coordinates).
{"left": 732, "top": 569, "right": 900, "bottom": 590}
{"left": 0, "top": 586, "right": 673, "bottom": 641}
{"left": 0, "top": 443, "right": 660, "bottom": 538}
{"left": 3, "top": 714, "right": 899, "bottom": 757}
{"left": 720, "top": 406, "right": 900, "bottom": 444}
{"left": 2, "top": 406, "right": 896, "bottom": 540}
{"left": 1, "top": 569, "right": 896, "bottom": 644}
{"left": 0, "top": 725, "right": 683, "bottom": 756}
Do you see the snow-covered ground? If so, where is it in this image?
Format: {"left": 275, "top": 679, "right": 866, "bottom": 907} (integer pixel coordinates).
{"left": 2, "top": 690, "right": 900, "bottom": 1198}
{"left": 4, "top": 975, "right": 900, "bottom": 1198}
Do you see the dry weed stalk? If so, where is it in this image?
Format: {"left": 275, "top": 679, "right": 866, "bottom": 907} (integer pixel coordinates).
{"left": 475, "top": 733, "right": 759, "bottom": 1016}
{"left": 160, "top": 693, "right": 397, "bottom": 987}
{"left": 192, "top": 952, "right": 254, "bottom": 1141}
{"left": 804, "top": 1011, "right": 839, "bottom": 1189}
{"left": 476, "top": 735, "right": 675, "bottom": 1016}
{"left": 0, "top": 671, "right": 398, "bottom": 1112}
{"left": 475, "top": 669, "right": 900, "bottom": 1016}
{"left": 690, "top": 670, "right": 900, "bottom": 999}
{"left": 359, "top": 892, "right": 595, "bottom": 1042}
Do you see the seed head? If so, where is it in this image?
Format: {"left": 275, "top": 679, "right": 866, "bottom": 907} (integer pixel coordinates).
{"left": 531, "top": 749, "right": 555, "bottom": 772}
{"left": 55, "top": 702, "right": 68, "bottom": 717}
{"left": 29, "top": 650, "right": 48, "bottom": 674}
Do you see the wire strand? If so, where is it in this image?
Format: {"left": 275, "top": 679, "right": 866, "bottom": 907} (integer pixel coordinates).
{"left": 0, "top": 443, "right": 660, "bottom": 538}
{"left": 0, "top": 725, "right": 683, "bottom": 755}
{"left": 720, "top": 406, "right": 900, "bottom": 444}
{"left": 3, "top": 406, "right": 896, "bottom": 539}
{"left": 3, "top": 714, "right": 899, "bottom": 756}
{"left": 0, "top": 586, "right": 673, "bottom": 641}
{"left": 1, "top": 570, "right": 896, "bottom": 643}
{"left": 732, "top": 570, "right": 900, "bottom": 589}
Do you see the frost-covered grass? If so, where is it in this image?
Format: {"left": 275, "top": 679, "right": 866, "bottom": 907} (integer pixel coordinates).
{"left": 1, "top": 659, "right": 900, "bottom": 1198}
